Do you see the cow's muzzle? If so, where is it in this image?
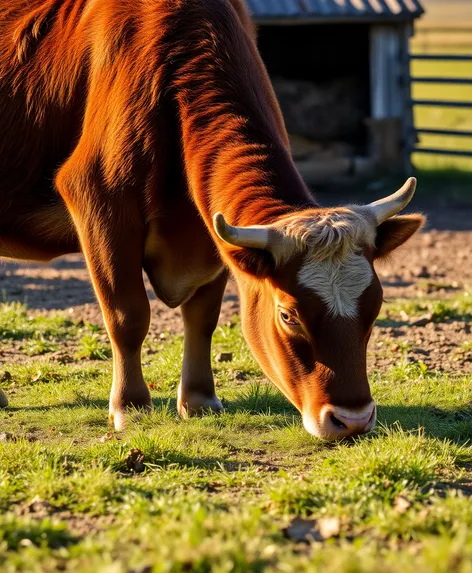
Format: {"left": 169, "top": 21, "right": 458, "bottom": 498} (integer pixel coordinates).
{"left": 303, "top": 402, "right": 376, "bottom": 440}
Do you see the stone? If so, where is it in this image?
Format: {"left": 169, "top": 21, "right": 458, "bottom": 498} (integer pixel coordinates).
{"left": 317, "top": 517, "right": 341, "bottom": 540}
{"left": 410, "top": 314, "right": 434, "bottom": 327}
{"left": 234, "top": 371, "right": 247, "bottom": 381}
{"left": 216, "top": 352, "right": 233, "bottom": 363}
{"left": 415, "top": 266, "right": 430, "bottom": 278}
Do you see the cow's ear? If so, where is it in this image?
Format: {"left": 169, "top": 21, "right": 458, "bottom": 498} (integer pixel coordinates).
{"left": 374, "top": 214, "right": 425, "bottom": 260}
{"left": 229, "top": 247, "right": 276, "bottom": 277}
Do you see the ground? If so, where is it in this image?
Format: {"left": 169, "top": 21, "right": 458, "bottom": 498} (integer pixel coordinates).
{"left": 0, "top": 177, "right": 471, "bottom": 572}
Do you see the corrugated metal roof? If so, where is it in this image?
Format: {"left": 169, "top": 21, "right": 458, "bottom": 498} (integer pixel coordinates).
{"left": 246, "top": 0, "right": 425, "bottom": 21}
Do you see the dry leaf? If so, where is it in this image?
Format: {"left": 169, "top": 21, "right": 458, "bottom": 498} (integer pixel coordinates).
{"left": 32, "top": 370, "right": 43, "bottom": 382}
{"left": 394, "top": 495, "right": 412, "bottom": 514}
{"left": 417, "top": 508, "right": 430, "bottom": 521}
{"left": 28, "top": 495, "right": 53, "bottom": 514}
{"left": 283, "top": 516, "right": 341, "bottom": 543}
{"left": 99, "top": 431, "right": 115, "bottom": 443}
{"left": 125, "top": 448, "right": 145, "bottom": 473}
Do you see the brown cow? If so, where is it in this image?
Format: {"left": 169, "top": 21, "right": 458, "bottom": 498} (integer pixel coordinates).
{"left": 0, "top": 0, "right": 424, "bottom": 440}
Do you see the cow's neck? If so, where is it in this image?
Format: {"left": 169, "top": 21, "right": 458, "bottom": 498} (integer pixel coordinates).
{"left": 172, "top": 18, "right": 317, "bottom": 229}
{"left": 180, "top": 105, "right": 316, "bottom": 228}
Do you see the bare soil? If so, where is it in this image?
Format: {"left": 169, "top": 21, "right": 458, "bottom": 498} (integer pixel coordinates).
{"left": 1, "top": 193, "right": 471, "bottom": 375}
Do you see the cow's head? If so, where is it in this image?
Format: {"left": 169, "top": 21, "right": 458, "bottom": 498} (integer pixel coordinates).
{"left": 213, "top": 178, "right": 425, "bottom": 440}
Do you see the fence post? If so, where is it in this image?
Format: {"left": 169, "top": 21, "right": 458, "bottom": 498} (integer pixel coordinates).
{"left": 368, "top": 25, "right": 407, "bottom": 174}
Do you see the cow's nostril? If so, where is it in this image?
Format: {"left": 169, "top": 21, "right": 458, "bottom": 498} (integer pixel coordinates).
{"left": 330, "top": 413, "right": 347, "bottom": 429}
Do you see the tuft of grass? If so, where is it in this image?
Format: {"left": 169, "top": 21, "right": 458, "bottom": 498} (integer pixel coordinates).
{"left": 458, "top": 341, "right": 472, "bottom": 353}
{"left": 0, "top": 302, "right": 75, "bottom": 340}
{"left": 75, "top": 334, "right": 111, "bottom": 361}
{"left": 23, "top": 333, "right": 58, "bottom": 356}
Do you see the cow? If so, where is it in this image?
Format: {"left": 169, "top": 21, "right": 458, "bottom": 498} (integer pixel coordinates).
{"left": 0, "top": 0, "right": 424, "bottom": 440}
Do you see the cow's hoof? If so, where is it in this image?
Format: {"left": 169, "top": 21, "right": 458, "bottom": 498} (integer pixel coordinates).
{"left": 109, "top": 403, "right": 153, "bottom": 431}
{"left": 109, "top": 409, "right": 128, "bottom": 431}
{"left": 177, "top": 385, "right": 224, "bottom": 419}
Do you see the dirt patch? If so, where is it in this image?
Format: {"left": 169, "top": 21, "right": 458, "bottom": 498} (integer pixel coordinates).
{"left": 15, "top": 496, "right": 116, "bottom": 538}
{"left": 1, "top": 196, "right": 471, "bottom": 375}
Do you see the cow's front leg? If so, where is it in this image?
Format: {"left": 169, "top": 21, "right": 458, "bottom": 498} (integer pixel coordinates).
{"left": 56, "top": 176, "right": 152, "bottom": 431}
{"left": 177, "top": 270, "right": 229, "bottom": 417}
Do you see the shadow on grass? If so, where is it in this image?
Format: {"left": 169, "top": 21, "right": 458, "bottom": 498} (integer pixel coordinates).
{"left": 377, "top": 404, "right": 472, "bottom": 444}
{"left": 6, "top": 397, "right": 110, "bottom": 412}
{"left": 5, "top": 394, "right": 471, "bottom": 446}
{"left": 224, "top": 392, "right": 298, "bottom": 418}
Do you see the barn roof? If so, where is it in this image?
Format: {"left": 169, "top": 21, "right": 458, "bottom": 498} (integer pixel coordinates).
{"left": 247, "top": 0, "right": 425, "bottom": 23}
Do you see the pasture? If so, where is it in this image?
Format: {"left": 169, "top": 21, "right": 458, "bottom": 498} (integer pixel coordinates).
{"left": 1, "top": 3, "right": 472, "bottom": 572}
{"left": 411, "top": 0, "right": 472, "bottom": 172}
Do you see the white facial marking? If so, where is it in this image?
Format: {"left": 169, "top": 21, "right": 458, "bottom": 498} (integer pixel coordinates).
{"left": 298, "top": 252, "right": 373, "bottom": 319}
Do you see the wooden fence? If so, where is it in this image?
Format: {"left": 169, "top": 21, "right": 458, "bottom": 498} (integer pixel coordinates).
{"left": 408, "top": 27, "right": 472, "bottom": 160}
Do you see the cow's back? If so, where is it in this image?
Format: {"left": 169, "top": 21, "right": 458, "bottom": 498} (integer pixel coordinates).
{"left": 0, "top": 0, "right": 265, "bottom": 218}
{"left": 0, "top": 0, "right": 91, "bottom": 231}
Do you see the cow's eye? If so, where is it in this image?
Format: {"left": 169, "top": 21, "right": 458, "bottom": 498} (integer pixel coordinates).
{"left": 279, "top": 309, "right": 300, "bottom": 326}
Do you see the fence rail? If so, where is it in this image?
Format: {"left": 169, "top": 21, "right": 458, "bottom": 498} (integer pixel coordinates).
{"left": 410, "top": 99, "right": 472, "bottom": 109}
{"left": 416, "top": 128, "right": 472, "bottom": 138}
{"left": 408, "top": 50, "right": 472, "bottom": 160}
{"left": 411, "top": 53, "right": 472, "bottom": 61}
{"left": 411, "top": 77, "right": 472, "bottom": 85}
{"left": 412, "top": 27, "right": 472, "bottom": 51}
{"left": 412, "top": 148, "right": 472, "bottom": 158}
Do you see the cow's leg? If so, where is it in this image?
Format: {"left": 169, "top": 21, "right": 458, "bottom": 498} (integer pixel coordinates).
{"left": 56, "top": 176, "right": 152, "bottom": 431}
{"left": 177, "top": 270, "right": 228, "bottom": 417}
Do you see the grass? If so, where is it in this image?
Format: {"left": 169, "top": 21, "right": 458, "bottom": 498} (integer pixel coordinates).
{"left": 410, "top": 10, "right": 472, "bottom": 173}
{"left": 379, "top": 290, "right": 472, "bottom": 325}
{"left": 75, "top": 334, "right": 111, "bottom": 361}
{"left": 0, "top": 299, "right": 471, "bottom": 572}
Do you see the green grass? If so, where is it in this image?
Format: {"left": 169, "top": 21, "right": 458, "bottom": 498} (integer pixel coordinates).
{"left": 75, "top": 334, "right": 111, "bottom": 361}
{"left": 0, "top": 301, "right": 471, "bottom": 572}
{"left": 410, "top": 34, "right": 472, "bottom": 173}
{"left": 0, "top": 302, "right": 75, "bottom": 341}
{"left": 379, "top": 291, "right": 472, "bottom": 325}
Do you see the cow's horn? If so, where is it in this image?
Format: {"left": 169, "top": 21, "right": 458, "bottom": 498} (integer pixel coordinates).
{"left": 368, "top": 177, "right": 417, "bottom": 225}
{"left": 213, "top": 212, "right": 270, "bottom": 249}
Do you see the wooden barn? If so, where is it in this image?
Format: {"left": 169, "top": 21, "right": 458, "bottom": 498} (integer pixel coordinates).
{"left": 246, "top": 0, "right": 425, "bottom": 184}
